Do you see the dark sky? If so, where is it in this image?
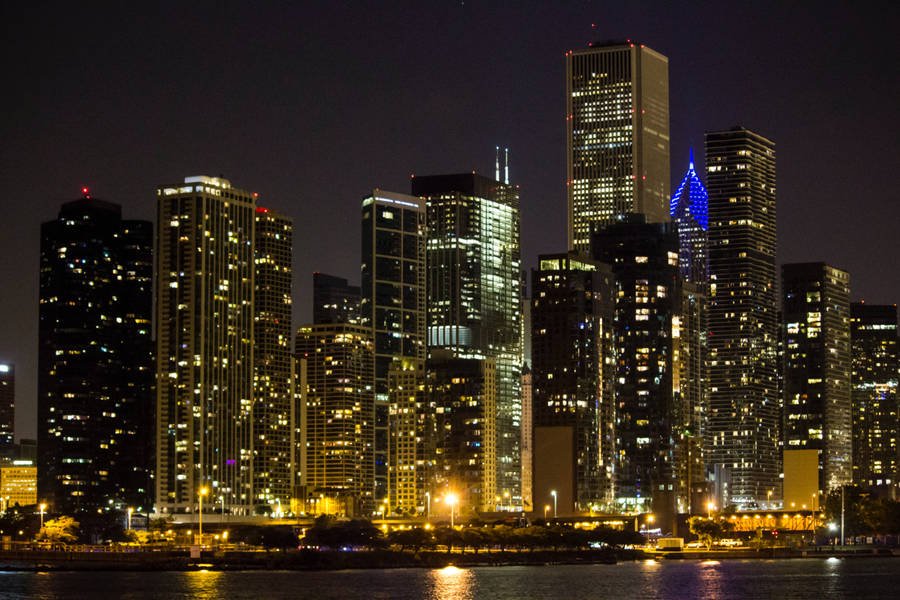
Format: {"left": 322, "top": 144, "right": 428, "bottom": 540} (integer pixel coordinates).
{"left": 2, "top": 1, "right": 899, "bottom": 440}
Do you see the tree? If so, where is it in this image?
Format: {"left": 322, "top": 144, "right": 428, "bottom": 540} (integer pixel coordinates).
{"left": 36, "top": 516, "right": 79, "bottom": 544}
{"left": 688, "top": 517, "right": 733, "bottom": 550}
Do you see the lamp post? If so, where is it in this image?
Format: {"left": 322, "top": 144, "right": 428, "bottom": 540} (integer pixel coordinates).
{"left": 551, "top": 490, "right": 557, "bottom": 519}
{"left": 767, "top": 490, "right": 773, "bottom": 508}
{"left": 840, "top": 485, "right": 845, "bottom": 546}
{"left": 425, "top": 492, "right": 430, "bottom": 521}
{"left": 544, "top": 505, "right": 550, "bottom": 520}
{"left": 39, "top": 503, "right": 46, "bottom": 528}
{"left": 446, "top": 494, "right": 458, "bottom": 528}
{"left": 707, "top": 502, "right": 715, "bottom": 519}
{"left": 127, "top": 507, "right": 133, "bottom": 531}
{"left": 198, "top": 487, "right": 208, "bottom": 546}
{"left": 219, "top": 495, "right": 225, "bottom": 520}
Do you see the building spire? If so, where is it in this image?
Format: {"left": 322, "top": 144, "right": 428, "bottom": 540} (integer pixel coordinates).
{"left": 689, "top": 147, "right": 694, "bottom": 171}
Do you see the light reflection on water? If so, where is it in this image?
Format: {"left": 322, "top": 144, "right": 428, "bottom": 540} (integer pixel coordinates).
{"left": 1, "top": 559, "right": 898, "bottom": 599}
{"left": 426, "top": 565, "right": 477, "bottom": 600}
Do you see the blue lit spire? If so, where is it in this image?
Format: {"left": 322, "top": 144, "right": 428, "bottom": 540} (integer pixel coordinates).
{"left": 670, "top": 149, "right": 709, "bottom": 286}
{"left": 670, "top": 147, "right": 708, "bottom": 231}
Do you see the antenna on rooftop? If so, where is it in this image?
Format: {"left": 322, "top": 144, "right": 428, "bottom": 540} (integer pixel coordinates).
{"left": 495, "top": 146, "right": 501, "bottom": 181}
{"left": 504, "top": 147, "right": 509, "bottom": 184}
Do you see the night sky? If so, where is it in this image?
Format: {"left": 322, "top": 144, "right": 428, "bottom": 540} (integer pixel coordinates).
{"left": 2, "top": 1, "right": 898, "bottom": 440}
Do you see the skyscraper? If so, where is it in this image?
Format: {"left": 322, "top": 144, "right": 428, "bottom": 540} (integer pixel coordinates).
{"left": 782, "top": 263, "right": 852, "bottom": 495}
{"left": 156, "top": 176, "right": 256, "bottom": 515}
{"left": 850, "top": 303, "right": 898, "bottom": 491}
{"left": 360, "top": 190, "right": 426, "bottom": 507}
{"left": 566, "top": 40, "right": 670, "bottom": 254}
{"left": 705, "top": 127, "right": 778, "bottom": 506}
{"left": 531, "top": 252, "right": 616, "bottom": 514}
{"left": 295, "top": 323, "right": 374, "bottom": 515}
{"left": 413, "top": 172, "right": 523, "bottom": 505}
{"left": 0, "top": 364, "right": 13, "bottom": 450}
{"left": 252, "top": 207, "right": 293, "bottom": 510}
{"left": 39, "top": 193, "right": 153, "bottom": 511}
{"left": 423, "top": 354, "right": 496, "bottom": 514}
{"left": 591, "top": 218, "right": 687, "bottom": 518}
{"left": 312, "top": 272, "right": 361, "bottom": 325}
{"left": 670, "top": 150, "right": 709, "bottom": 287}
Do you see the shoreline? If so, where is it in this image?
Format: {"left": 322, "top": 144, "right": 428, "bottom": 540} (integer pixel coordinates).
{"left": 0, "top": 547, "right": 897, "bottom": 572}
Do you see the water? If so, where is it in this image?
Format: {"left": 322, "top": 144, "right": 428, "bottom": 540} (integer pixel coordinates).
{"left": 1, "top": 559, "right": 898, "bottom": 599}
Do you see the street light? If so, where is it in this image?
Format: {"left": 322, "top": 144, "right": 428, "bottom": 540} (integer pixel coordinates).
{"left": 425, "top": 492, "right": 430, "bottom": 520}
{"left": 39, "top": 503, "right": 46, "bottom": 528}
{"left": 707, "top": 502, "right": 715, "bottom": 519}
{"left": 551, "top": 490, "right": 557, "bottom": 519}
{"left": 767, "top": 490, "right": 773, "bottom": 508}
{"left": 127, "top": 507, "right": 134, "bottom": 531}
{"left": 198, "top": 487, "right": 209, "bottom": 546}
{"left": 544, "top": 505, "right": 550, "bottom": 520}
{"left": 446, "top": 494, "right": 458, "bottom": 528}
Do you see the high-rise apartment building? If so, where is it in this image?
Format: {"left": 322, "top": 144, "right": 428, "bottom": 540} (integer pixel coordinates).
{"left": 413, "top": 173, "right": 523, "bottom": 505}
{"left": 0, "top": 364, "right": 13, "bottom": 449}
{"left": 705, "top": 127, "right": 779, "bottom": 506}
{"left": 39, "top": 193, "right": 153, "bottom": 511}
{"left": 252, "top": 207, "right": 293, "bottom": 509}
{"left": 313, "top": 273, "right": 361, "bottom": 325}
{"left": 566, "top": 40, "right": 670, "bottom": 253}
{"left": 782, "top": 263, "right": 852, "bottom": 494}
{"left": 360, "top": 191, "right": 426, "bottom": 508}
{"left": 156, "top": 176, "right": 256, "bottom": 515}
{"left": 423, "top": 354, "right": 496, "bottom": 514}
{"left": 592, "top": 218, "right": 693, "bottom": 519}
{"left": 295, "top": 324, "right": 374, "bottom": 515}
{"left": 850, "top": 303, "right": 898, "bottom": 490}
{"left": 531, "top": 252, "right": 616, "bottom": 514}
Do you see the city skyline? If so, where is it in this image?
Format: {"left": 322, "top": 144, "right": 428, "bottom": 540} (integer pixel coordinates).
{"left": 3, "top": 2, "right": 899, "bottom": 444}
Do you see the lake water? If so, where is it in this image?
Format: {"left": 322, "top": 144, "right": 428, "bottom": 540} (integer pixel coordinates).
{"left": 1, "top": 558, "right": 898, "bottom": 599}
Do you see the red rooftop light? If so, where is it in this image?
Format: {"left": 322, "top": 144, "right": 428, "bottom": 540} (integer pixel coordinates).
{"left": 82, "top": 187, "right": 89, "bottom": 194}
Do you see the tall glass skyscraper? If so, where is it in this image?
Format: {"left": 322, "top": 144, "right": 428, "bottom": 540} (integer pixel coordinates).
{"left": 39, "top": 193, "right": 153, "bottom": 511}
{"left": 705, "top": 127, "right": 779, "bottom": 506}
{"left": 670, "top": 150, "right": 709, "bottom": 287}
{"left": 566, "top": 41, "right": 670, "bottom": 254}
{"left": 156, "top": 176, "right": 256, "bottom": 515}
{"left": 850, "top": 303, "right": 898, "bottom": 490}
{"left": 782, "top": 263, "right": 852, "bottom": 493}
{"left": 412, "top": 173, "right": 523, "bottom": 506}
{"left": 360, "top": 191, "right": 426, "bottom": 509}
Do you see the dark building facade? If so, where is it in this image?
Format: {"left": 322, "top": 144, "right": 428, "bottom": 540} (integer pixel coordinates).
{"left": 591, "top": 218, "right": 685, "bottom": 517}
{"left": 39, "top": 193, "right": 153, "bottom": 511}
{"left": 312, "top": 272, "right": 361, "bottom": 325}
{"left": 0, "top": 363, "right": 13, "bottom": 450}
{"left": 423, "top": 354, "right": 496, "bottom": 514}
{"left": 850, "top": 303, "right": 898, "bottom": 491}
{"left": 531, "top": 252, "right": 615, "bottom": 513}
{"left": 252, "top": 207, "right": 294, "bottom": 510}
{"left": 412, "top": 173, "right": 523, "bottom": 506}
{"left": 566, "top": 41, "right": 671, "bottom": 253}
{"left": 782, "top": 263, "right": 852, "bottom": 495}
{"left": 360, "top": 191, "right": 426, "bottom": 508}
{"left": 705, "top": 127, "right": 779, "bottom": 506}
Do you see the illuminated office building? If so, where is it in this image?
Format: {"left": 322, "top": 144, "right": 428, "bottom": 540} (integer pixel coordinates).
{"left": 0, "top": 364, "right": 12, "bottom": 449}
{"left": 531, "top": 252, "right": 615, "bottom": 514}
{"left": 850, "top": 303, "right": 898, "bottom": 491}
{"left": 39, "top": 193, "right": 153, "bottom": 511}
{"left": 782, "top": 263, "right": 851, "bottom": 493}
{"left": 295, "top": 324, "right": 374, "bottom": 515}
{"left": 521, "top": 368, "right": 533, "bottom": 512}
{"left": 566, "top": 40, "right": 670, "bottom": 254}
{"left": 360, "top": 191, "right": 426, "bottom": 508}
{"left": 413, "top": 172, "right": 523, "bottom": 506}
{"left": 252, "top": 207, "right": 293, "bottom": 509}
{"left": 0, "top": 458, "right": 37, "bottom": 509}
{"left": 313, "top": 273, "right": 361, "bottom": 325}
{"left": 705, "top": 127, "right": 779, "bottom": 506}
{"left": 155, "top": 176, "right": 256, "bottom": 515}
